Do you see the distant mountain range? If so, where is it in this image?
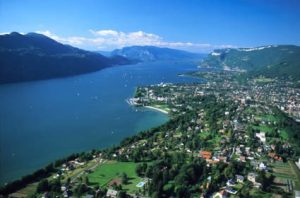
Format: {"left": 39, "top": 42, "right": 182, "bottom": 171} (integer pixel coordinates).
{"left": 0, "top": 33, "right": 205, "bottom": 84}
{"left": 200, "top": 45, "right": 300, "bottom": 80}
{"left": 109, "top": 46, "right": 204, "bottom": 62}
{"left": 0, "top": 32, "right": 132, "bottom": 84}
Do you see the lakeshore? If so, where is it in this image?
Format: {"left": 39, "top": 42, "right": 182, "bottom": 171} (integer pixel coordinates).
{"left": 144, "top": 105, "right": 169, "bottom": 114}
{"left": 0, "top": 61, "right": 200, "bottom": 185}
{"left": 126, "top": 98, "right": 170, "bottom": 114}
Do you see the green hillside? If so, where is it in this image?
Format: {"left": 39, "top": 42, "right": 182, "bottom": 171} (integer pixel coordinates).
{"left": 201, "top": 45, "right": 300, "bottom": 80}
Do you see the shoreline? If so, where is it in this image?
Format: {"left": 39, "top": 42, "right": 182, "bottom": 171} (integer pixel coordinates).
{"left": 144, "top": 105, "right": 169, "bottom": 114}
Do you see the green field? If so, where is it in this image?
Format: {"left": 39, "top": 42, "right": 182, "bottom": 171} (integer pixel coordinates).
{"left": 272, "top": 162, "right": 297, "bottom": 180}
{"left": 88, "top": 161, "right": 143, "bottom": 193}
{"left": 252, "top": 125, "right": 273, "bottom": 133}
{"left": 289, "top": 161, "right": 300, "bottom": 190}
{"left": 257, "top": 114, "right": 278, "bottom": 122}
{"left": 271, "top": 161, "right": 300, "bottom": 194}
{"left": 10, "top": 183, "right": 38, "bottom": 197}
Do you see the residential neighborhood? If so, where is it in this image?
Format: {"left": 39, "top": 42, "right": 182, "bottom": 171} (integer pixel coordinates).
{"left": 2, "top": 71, "right": 300, "bottom": 197}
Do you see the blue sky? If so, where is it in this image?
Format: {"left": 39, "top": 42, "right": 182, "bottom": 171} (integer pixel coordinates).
{"left": 1, "top": 0, "right": 300, "bottom": 52}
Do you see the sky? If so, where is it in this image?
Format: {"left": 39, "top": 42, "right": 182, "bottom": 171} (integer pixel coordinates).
{"left": 0, "top": 0, "right": 300, "bottom": 52}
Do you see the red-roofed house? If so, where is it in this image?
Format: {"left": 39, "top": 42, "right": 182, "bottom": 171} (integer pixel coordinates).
{"left": 200, "top": 151, "right": 212, "bottom": 160}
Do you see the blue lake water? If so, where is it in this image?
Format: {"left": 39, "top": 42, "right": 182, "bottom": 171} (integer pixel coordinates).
{"left": 0, "top": 61, "right": 201, "bottom": 185}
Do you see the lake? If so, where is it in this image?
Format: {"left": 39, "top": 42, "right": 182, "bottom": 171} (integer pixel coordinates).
{"left": 0, "top": 61, "right": 201, "bottom": 185}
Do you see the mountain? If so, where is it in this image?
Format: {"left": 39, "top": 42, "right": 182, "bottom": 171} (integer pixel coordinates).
{"left": 95, "top": 50, "right": 112, "bottom": 57}
{"left": 0, "top": 32, "right": 132, "bottom": 84}
{"left": 111, "top": 46, "right": 204, "bottom": 62}
{"left": 200, "top": 45, "right": 300, "bottom": 80}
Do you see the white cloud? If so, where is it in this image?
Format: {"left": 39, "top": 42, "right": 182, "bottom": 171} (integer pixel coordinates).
{"left": 0, "top": 32, "right": 10, "bottom": 35}
{"left": 36, "top": 30, "right": 61, "bottom": 41}
{"left": 35, "top": 29, "right": 236, "bottom": 52}
{"left": 35, "top": 30, "right": 87, "bottom": 45}
{"left": 89, "top": 29, "right": 119, "bottom": 37}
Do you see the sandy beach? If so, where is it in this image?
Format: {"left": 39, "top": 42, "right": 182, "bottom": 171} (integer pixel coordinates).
{"left": 144, "top": 106, "right": 169, "bottom": 114}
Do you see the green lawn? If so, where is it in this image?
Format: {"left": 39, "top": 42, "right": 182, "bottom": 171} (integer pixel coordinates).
{"left": 258, "top": 114, "right": 278, "bottom": 122}
{"left": 279, "top": 129, "right": 289, "bottom": 140}
{"left": 252, "top": 125, "right": 273, "bottom": 133}
{"left": 11, "top": 182, "right": 38, "bottom": 197}
{"left": 88, "top": 161, "right": 143, "bottom": 193}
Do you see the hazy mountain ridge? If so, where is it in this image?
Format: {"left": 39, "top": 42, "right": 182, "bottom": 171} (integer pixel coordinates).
{"left": 0, "top": 32, "right": 132, "bottom": 84}
{"left": 111, "top": 46, "right": 204, "bottom": 62}
{"left": 200, "top": 45, "right": 300, "bottom": 79}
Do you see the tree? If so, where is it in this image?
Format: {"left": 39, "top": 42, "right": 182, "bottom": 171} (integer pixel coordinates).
{"left": 132, "top": 148, "right": 143, "bottom": 162}
{"left": 75, "top": 184, "right": 88, "bottom": 196}
{"left": 83, "top": 176, "right": 89, "bottom": 185}
{"left": 121, "top": 173, "right": 128, "bottom": 184}
{"left": 49, "top": 179, "right": 61, "bottom": 192}
{"left": 95, "top": 187, "right": 107, "bottom": 198}
{"left": 162, "top": 170, "right": 169, "bottom": 184}
{"left": 240, "top": 185, "right": 250, "bottom": 197}
{"left": 176, "top": 185, "right": 189, "bottom": 198}
{"left": 136, "top": 163, "right": 147, "bottom": 177}
{"left": 118, "top": 190, "right": 127, "bottom": 198}
{"left": 37, "top": 179, "right": 49, "bottom": 193}
{"left": 145, "top": 165, "right": 154, "bottom": 177}
{"left": 224, "top": 165, "right": 235, "bottom": 179}
{"left": 66, "top": 177, "right": 71, "bottom": 185}
{"left": 256, "top": 171, "right": 273, "bottom": 191}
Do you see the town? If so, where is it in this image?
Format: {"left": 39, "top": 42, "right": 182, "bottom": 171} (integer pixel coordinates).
{"left": 129, "top": 70, "right": 300, "bottom": 197}
{"left": 2, "top": 70, "right": 300, "bottom": 198}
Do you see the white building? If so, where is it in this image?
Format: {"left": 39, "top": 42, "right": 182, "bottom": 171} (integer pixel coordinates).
{"left": 296, "top": 158, "right": 300, "bottom": 170}
{"left": 247, "top": 172, "right": 262, "bottom": 188}
{"left": 258, "top": 162, "right": 267, "bottom": 171}
{"left": 256, "top": 132, "right": 266, "bottom": 143}
{"left": 247, "top": 172, "right": 257, "bottom": 183}
{"left": 106, "top": 189, "right": 118, "bottom": 198}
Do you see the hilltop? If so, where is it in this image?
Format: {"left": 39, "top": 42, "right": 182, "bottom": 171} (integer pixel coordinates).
{"left": 200, "top": 45, "right": 300, "bottom": 80}
{"left": 111, "top": 46, "right": 204, "bottom": 62}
